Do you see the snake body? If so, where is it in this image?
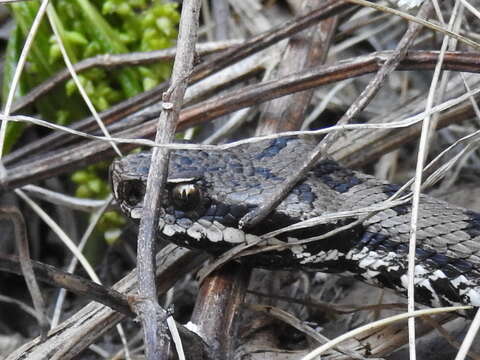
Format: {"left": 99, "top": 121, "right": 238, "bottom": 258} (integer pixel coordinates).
{"left": 110, "top": 137, "right": 480, "bottom": 313}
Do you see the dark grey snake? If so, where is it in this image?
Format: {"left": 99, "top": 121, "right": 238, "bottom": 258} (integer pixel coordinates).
{"left": 110, "top": 136, "right": 480, "bottom": 314}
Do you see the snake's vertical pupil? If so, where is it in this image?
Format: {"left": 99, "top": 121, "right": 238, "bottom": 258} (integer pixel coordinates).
{"left": 171, "top": 184, "right": 201, "bottom": 211}
{"left": 123, "top": 180, "right": 146, "bottom": 206}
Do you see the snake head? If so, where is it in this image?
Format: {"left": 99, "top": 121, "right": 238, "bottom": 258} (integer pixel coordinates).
{"left": 110, "top": 147, "right": 260, "bottom": 253}
{"left": 110, "top": 138, "right": 325, "bottom": 254}
{"left": 110, "top": 150, "right": 210, "bottom": 217}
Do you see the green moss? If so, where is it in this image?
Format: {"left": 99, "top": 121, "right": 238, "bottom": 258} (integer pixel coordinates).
{"left": 3, "top": 0, "right": 180, "bottom": 244}
{"left": 4, "top": 0, "right": 180, "bottom": 144}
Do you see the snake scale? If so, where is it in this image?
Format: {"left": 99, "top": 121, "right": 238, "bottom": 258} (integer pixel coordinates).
{"left": 110, "top": 136, "right": 480, "bottom": 314}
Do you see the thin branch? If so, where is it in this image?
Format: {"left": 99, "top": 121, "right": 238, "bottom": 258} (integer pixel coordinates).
{"left": 0, "top": 208, "right": 49, "bottom": 339}
{"left": 0, "top": 253, "right": 132, "bottom": 316}
{"left": 134, "top": 1, "right": 201, "bottom": 359}
{"left": 191, "top": 263, "right": 250, "bottom": 358}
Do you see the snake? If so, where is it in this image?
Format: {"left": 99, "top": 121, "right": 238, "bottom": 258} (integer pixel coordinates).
{"left": 110, "top": 136, "right": 480, "bottom": 314}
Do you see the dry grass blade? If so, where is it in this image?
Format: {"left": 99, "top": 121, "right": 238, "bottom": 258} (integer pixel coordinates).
{"left": 248, "top": 304, "right": 368, "bottom": 360}
{"left": 45, "top": 4, "right": 121, "bottom": 157}
{"left": 167, "top": 316, "right": 185, "bottom": 360}
{"left": 406, "top": 4, "right": 461, "bottom": 358}
{"left": 0, "top": 294, "right": 38, "bottom": 320}
{"left": 346, "top": 0, "right": 480, "bottom": 50}
{"left": 51, "top": 196, "right": 112, "bottom": 327}
{"left": 15, "top": 190, "right": 100, "bottom": 283}
{"left": 455, "top": 308, "right": 480, "bottom": 360}
{"left": 337, "top": 2, "right": 432, "bottom": 124}
{"left": 21, "top": 185, "right": 107, "bottom": 212}
{"left": 13, "top": 186, "right": 132, "bottom": 359}
{"left": 301, "top": 306, "right": 471, "bottom": 360}
{"left": 0, "top": 207, "right": 48, "bottom": 339}
{"left": 0, "top": 0, "right": 49, "bottom": 159}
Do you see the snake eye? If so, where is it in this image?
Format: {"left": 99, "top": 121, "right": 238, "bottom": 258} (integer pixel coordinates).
{"left": 171, "top": 184, "right": 201, "bottom": 211}
{"left": 122, "top": 180, "right": 146, "bottom": 207}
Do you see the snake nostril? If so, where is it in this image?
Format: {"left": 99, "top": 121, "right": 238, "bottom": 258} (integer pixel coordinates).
{"left": 122, "top": 180, "right": 146, "bottom": 207}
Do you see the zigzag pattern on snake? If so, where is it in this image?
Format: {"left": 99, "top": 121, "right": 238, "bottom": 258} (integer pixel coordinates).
{"left": 110, "top": 136, "right": 480, "bottom": 315}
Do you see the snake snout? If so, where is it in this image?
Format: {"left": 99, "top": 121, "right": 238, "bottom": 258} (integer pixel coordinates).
{"left": 121, "top": 179, "right": 146, "bottom": 207}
